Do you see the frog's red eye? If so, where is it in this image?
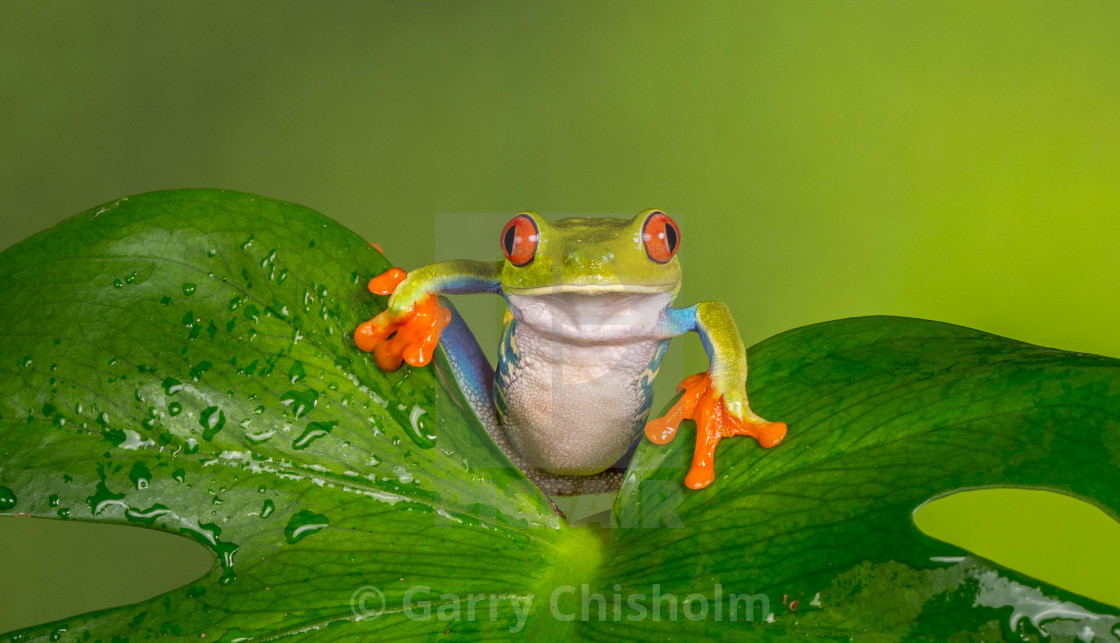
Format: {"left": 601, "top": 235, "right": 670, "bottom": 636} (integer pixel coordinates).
{"left": 642, "top": 211, "right": 681, "bottom": 263}
{"left": 501, "top": 214, "right": 538, "bottom": 266}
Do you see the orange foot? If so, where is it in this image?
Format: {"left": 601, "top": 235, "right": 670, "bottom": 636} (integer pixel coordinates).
{"left": 354, "top": 268, "right": 451, "bottom": 370}
{"left": 645, "top": 372, "right": 786, "bottom": 490}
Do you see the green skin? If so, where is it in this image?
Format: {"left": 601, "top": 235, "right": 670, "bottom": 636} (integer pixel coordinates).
{"left": 382, "top": 211, "right": 765, "bottom": 488}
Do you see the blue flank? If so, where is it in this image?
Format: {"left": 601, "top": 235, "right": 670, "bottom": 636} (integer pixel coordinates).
{"left": 636, "top": 338, "right": 672, "bottom": 423}
{"left": 492, "top": 311, "right": 519, "bottom": 424}
{"left": 437, "top": 298, "right": 497, "bottom": 422}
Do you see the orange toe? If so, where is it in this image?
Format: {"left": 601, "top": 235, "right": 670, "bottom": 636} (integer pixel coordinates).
{"left": 645, "top": 371, "right": 786, "bottom": 490}
{"left": 355, "top": 277, "right": 450, "bottom": 371}
{"left": 644, "top": 373, "right": 709, "bottom": 444}
{"left": 752, "top": 421, "right": 787, "bottom": 449}
{"left": 368, "top": 267, "right": 407, "bottom": 295}
{"left": 374, "top": 340, "right": 404, "bottom": 371}
{"left": 354, "top": 310, "right": 396, "bottom": 352}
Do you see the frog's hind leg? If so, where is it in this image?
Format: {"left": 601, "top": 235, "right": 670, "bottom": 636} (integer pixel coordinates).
{"left": 436, "top": 298, "right": 624, "bottom": 497}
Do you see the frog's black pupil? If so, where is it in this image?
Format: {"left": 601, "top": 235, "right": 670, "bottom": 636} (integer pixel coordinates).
{"left": 503, "top": 225, "right": 517, "bottom": 255}
{"left": 665, "top": 223, "right": 678, "bottom": 251}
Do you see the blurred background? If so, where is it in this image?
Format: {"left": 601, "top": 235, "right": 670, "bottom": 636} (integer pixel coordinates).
{"left": 2, "top": 0, "right": 1119, "bottom": 632}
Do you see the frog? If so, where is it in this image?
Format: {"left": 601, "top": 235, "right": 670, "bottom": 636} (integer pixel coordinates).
{"left": 354, "top": 210, "right": 786, "bottom": 495}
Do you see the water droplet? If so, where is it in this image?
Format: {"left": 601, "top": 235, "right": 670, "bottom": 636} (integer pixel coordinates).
{"left": 245, "top": 429, "right": 274, "bottom": 445}
{"left": 173, "top": 468, "right": 186, "bottom": 483}
{"left": 177, "top": 518, "right": 239, "bottom": 586}
{"left": 113, "top": 279, "right": 124, "bottom": 288}
{"left": 259, "top": 249, "right": 277, "bottom": 268}
{"left": 280, "top": 389, "right": 318, "bottom": 419}
{"left": 288, "top": 362, "right": 306, "bottom": 384}
{"left": 260, "top": 499, "right": 275, "bottom": 519}
{"left": 190, "top": 361, "right": 213, "bottom": 380}
{"left": 86, "top": 480, "right": 125, "bottom": 515}
{"left": 168, "top": 402, "right": 183, "bottom": 416}
{"left": 284, "top": 509, "right": 329, "bottom": 544}
{"left": 394, "top": 465, "right": 414, "bottom": 485}
{"left": 220, "top": 568, "right": 237, "bottom": 586}
{"left": 0, "top": 487, "right": 17, "bottom": 510}
{"left": 118, "top": 429, "right": 155, "bottom": 450}
{"left": 240, "top": 235, "right": 254, "bottom": 250}
{"left": 162, "top": 378, "right": 183, "bottom": 395}
{"left": 129, "top": 461, "right": 151, "bottom": 490}
{"left": 182, "top": 282, "right": 196, "bottom": 296}
{"left": 199, "top": 406, "right": 226, "bottom": 441}
{"left": 160, "top": 295, "right": 172, "bottom": 306}
{"left": 125, "top": 503, "right": 169, "bottom": 525}
{"left": 292, "top": 420, "right": 337, "bottom": 449}
{"left": 20, "top": 356, "right": 32, "bottom": 369}
{"left": 405, "top": 404, "right": 436, "bottom": 448}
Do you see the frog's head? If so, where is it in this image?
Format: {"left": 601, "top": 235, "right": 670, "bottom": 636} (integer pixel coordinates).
{"left": 498, "top": 210, "right": 682, "bottom": 296}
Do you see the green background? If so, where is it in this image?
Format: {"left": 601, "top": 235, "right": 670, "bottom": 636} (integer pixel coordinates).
{"left": 2, "top": 0, "right": 1119, "bottom": 633}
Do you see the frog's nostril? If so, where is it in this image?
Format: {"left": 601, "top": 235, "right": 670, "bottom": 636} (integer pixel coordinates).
{"left": 569, "top": 253, "right": 611, "bottom": 272}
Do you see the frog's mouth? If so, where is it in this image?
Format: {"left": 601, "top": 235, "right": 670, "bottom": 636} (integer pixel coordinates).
{"left": 505, "top": 288, "right": 677, "bottom": 343}
{"left": 504, "top": 283, "right": 678, "bottom": 296}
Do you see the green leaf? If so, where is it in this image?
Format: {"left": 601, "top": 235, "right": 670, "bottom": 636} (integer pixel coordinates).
{"left": 610, "top": 317, "right": 1120, "bottom": 640}
{"left": 2, "top": 189, "right": 1119, "bottom": 641}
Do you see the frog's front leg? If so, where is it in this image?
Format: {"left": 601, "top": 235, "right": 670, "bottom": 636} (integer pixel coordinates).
{"left": 354, "top": 261, "right": 502, "bottom": 370}
{"left": 647, "top": 302, "right": 787, "bottom": 490}
{"left": 355, "top": 261, "right": 627, "bottom": 495}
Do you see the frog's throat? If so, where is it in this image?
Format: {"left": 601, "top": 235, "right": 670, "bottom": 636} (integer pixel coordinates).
{"left": 504, "top": 283, "right": 678, "bottom": 296}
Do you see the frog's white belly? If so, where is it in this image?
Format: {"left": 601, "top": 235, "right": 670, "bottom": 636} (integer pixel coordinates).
{"left": 495, "top": 292, "right": 672, "bottom": 475}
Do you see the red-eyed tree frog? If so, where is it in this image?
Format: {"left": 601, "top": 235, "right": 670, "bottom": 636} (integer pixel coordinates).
{"left": 354, "top": 211, "right": 786, "bottom": 495}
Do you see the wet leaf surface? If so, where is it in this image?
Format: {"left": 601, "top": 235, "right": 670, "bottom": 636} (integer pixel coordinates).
{"left": 2, "top": 190, "right": 1118, "bottom": 641}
